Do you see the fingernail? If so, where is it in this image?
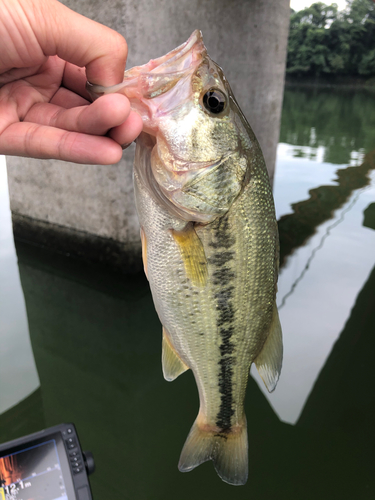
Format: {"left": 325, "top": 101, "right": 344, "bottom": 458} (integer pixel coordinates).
{"left": 121, "top": 142, "right": 132, "bottom": 150}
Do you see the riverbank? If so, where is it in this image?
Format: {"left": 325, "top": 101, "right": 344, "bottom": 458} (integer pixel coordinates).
{"left": 285, "top": 75, "right": 375, "bottom": 90}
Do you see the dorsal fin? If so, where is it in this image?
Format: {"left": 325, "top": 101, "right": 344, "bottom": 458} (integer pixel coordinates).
{"left": 162, "top": 327, "right": 189, "bottom": 381}
{"left": 254, "top": 303, "right": 283, "bottom": 392}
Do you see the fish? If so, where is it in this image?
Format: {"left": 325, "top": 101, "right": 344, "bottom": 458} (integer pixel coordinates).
{"left": 87, "top": 30, "right": 282, "bottom": 486}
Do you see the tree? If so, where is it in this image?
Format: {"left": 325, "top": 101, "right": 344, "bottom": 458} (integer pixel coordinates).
{"left": 286, "top": 0, "right": 375, "bottom": 78}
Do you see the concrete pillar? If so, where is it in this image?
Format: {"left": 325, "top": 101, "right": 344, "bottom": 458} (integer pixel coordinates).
{"left": 6, "top": 0, "right": 290, "bottom": 272}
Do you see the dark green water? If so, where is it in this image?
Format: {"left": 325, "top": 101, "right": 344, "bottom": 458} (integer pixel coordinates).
{"left": 1, "top": 88, "right": 375, "bottom": 499}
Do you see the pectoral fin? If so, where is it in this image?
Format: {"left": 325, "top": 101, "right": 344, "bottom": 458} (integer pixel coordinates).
{"left": 140, "top": 227, "right": 148, "bottom": 280}
{"left": 162, "top": 327, "right": 189, "bottom": 381}
{"left": 171, "top": 224, "right": 208, "bottom": 287}
{"left": 254, "top": 303, "right": 283, "bottom": 393}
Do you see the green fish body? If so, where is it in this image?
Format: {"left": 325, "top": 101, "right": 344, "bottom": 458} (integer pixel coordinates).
{"left": 88, "top": 30, "right": 282, "bottom": 486}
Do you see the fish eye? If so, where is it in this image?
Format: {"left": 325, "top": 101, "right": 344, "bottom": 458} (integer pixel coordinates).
{"left": 202, "top": 89, "right": 226, "bottom": 115}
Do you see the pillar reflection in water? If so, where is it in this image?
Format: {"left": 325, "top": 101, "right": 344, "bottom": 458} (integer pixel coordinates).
{"left": 0, "top": 157, "right": 40, "bottom": 416}
{"left": 251, "top": 88, "right": 375, "bottom": 424}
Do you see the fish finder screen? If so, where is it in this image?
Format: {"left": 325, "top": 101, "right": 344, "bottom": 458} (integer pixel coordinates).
{"left": 0, "top": 438, "right": 68, "bottom": 500}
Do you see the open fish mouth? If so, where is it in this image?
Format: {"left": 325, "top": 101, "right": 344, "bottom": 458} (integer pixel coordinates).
{"left": 86, "top": 30, "right": 206, "bottom": 101}
{"left": 125, "top": 29, "right": 205, "bottom": 77}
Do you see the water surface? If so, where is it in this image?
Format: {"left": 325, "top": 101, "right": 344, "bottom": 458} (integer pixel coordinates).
{"left": 0, "top": 88, "right": 374, "bottom": 499}
{"left": 0, "top": 159, "right": 40, "bottom": 414}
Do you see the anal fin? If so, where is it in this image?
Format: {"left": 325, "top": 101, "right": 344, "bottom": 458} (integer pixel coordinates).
{"left": 254, "top": 302, "right": 283, "bottom": 393}
{"left": 162, "top": 327, "right": 189, "bottom": 381}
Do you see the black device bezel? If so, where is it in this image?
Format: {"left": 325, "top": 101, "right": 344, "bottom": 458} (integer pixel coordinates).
{"left": 0, "top": 423, "right": 93, "bottom": 500}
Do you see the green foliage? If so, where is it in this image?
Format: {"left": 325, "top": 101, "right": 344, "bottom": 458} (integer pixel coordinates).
{"left": 287, "top": 0, "right": 375, "bottom": 77}
{"left": 359, "top": 48, "right": 375, "bottom": 75}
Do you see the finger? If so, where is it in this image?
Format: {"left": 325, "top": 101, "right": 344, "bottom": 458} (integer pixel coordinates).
{"left": 25, "top": 94, "right": 132, "bottom": 136}
{"left": 0, "top": 0, "right": 48, "bottom": 71}
{"left": 32, "top": 0, "right": 128, "bottom": 86}
{"left": 50, "top": 87, "right": 89, "bottom": 108}
{"left": 62, "top": 63, "right": 92, "bottom": 100}
{"left": 109, "top": 111, "right": 143, "bottom": 147}
{"left": 0, "top": 122, "right": 123, "bottom": 164}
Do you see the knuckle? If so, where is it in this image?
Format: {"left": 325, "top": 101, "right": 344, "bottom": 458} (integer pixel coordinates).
{"left": 58, "top": 130, "right": 73, "bottom": 158}
{"left": 112, "top": 32, "right": 128, "bottom": 61}
{"left": 24, "top": 124, "right": 41, "bottom": 157}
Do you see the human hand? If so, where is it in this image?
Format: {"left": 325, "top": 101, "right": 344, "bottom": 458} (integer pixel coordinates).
{"left": 0, "top": 0, "right": 143, "bottom": 164}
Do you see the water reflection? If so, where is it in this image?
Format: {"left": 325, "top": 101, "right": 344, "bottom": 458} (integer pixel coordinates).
{"left": 278, "top": 150, "right": 375, "bottom": 268}
{"left": 252, "top": 89, "right": 375, "bottom": 425}
{"left": 257, "top": 167, "right": 375, "bottom": 423}
{"left": 0, "top": 88, "right": 374, "bottom": 499}
{"left": 0, "top": 159, "right": 40, "bottom": 416}
{"left": 364, "top": 202, "right": 375, "bottom": 230}
{"left": 280, "top": 88, "right": 375, "bottom": 165}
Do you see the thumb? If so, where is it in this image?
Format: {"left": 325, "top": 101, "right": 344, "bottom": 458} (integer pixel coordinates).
{"left": 31, "top": 0, "right": 128, "bottom": 86}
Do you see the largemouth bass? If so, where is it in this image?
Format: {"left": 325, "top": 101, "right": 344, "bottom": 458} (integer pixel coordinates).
{"left": 88, "top": 30, "right": 282, "bottom": 486}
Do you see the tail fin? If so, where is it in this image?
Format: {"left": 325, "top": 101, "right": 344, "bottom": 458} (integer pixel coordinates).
{"left": 178, "top": 418, "right": 248, "bottom": 486}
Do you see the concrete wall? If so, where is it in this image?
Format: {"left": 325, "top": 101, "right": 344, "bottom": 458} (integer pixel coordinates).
{"left": 6, "top": 0, "right": 290, "bottom": 272}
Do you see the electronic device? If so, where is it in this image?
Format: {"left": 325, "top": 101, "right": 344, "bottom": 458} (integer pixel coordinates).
{"left": 0, "top": 423, "right": 95, "bottom": 500}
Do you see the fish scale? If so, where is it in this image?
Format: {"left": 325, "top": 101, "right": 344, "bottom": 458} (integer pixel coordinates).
{"left": 87, "top": 29, "right": 282, "bottom": 486}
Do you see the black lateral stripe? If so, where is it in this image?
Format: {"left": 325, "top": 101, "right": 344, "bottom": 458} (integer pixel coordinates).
{"left": 209, "top": 216, "right": 236, "bottom": 431}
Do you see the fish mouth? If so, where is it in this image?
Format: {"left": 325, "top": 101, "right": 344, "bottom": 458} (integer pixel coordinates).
{"left": 125, "top": 29, "right": 206, "bottom": 77}
{"left": 86, "top": 30, "right": 207, "bottom": 101}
